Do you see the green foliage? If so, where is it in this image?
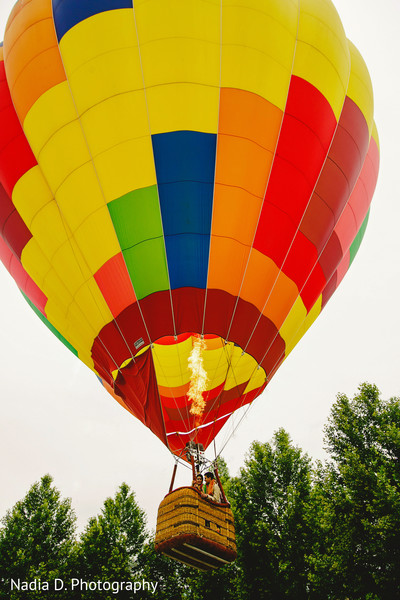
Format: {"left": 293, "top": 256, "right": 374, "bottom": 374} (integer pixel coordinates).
{"left": 308, "top": 383, "right": 400, "bottom": 600}
{"left": 184, "top": 562, "right": 240, "bottom": 600}
{"left": 229, "top": 428, "right": 313, "bottom": 600}
{"left": 136, "top": 541, "right": 191, "bottom": 599}
{"left": 0, "top": 384, "right": 399, "bottom": 600}
{"left": 75, "top": 483, "right": 147, "bottom": 599}
{"left": 0, "top": 474, "right": 76, "bottom": 600}
{"left": 215, "top": 456, "right": 230, "bottom": 487}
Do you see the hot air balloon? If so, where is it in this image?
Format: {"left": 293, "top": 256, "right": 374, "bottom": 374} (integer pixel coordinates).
{"left": 0, "top": 0, "right": 379, "bottom": 570}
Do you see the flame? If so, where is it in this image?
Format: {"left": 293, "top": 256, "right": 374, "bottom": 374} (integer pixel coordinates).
{"left": 187, "top": 336, "right": 208, "bottom": 417}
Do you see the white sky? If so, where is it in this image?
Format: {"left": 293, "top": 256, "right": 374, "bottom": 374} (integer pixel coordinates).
{"left": 0, "top": 0, "right": 399, "bottom": 532}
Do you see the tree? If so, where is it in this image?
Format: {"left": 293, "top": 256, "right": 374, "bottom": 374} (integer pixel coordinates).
{"left": 75, "top": 482, "right": 147, "bottom": 599}
{"left": 136, "top": 541, "right": 191, "bottom": 600}
{"left": 184, "top": 562, "right": 240, "bottom": 600}
{"left": 228, "top": 429, "right": 313, "bottom": 600}
{"left": 215, "top": 456, "right": 230, "bottom": 488}
{"left": 308, "top": 383, "right": 400, "bottom": 599}
{"left": 0, "top": 474, "right": 76, "bottom": 600}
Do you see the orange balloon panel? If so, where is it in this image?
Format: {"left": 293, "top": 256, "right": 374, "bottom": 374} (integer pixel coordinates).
{"left": 0, "top": 0, "right": 379, "bottom": 458}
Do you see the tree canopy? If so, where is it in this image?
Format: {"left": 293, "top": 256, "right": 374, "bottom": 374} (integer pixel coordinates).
{"left": 0, "top": 383, "right": 399, "bottom": 600}
{"left": 309, "top": 383, "right": 400, "bottom": 599}
{"left": 0, "top": 474, "right": 76, "bottom": 600}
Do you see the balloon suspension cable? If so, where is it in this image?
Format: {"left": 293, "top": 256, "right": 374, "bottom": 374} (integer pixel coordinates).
{"left": 169, "top": 461, "right": 178, "bottom": 493}
{"left": 190, "top": 454, "right": 196, "bottom": 482}
{"left": 216, "top": 382, "right": 270, "bottom": 460}
{"left": 213, "top": 460, "right": 228, "bottom": 504}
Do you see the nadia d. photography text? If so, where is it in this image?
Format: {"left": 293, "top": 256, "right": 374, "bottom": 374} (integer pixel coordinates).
{"left": 10, "top": 578, "right": 159, "bottom": 594}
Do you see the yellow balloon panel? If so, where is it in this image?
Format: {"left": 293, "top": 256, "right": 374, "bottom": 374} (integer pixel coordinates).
{"left": 221, "top": 0, "right": 298, "bottom": 109}
{"left": 92, "top": 136, "right": 157, "bottom": 201}
{"left": 146, "top": 83, "right": 220, "bottom": 136}
{"left": 21, "top": 239, "right": 99, "bottom": 367}
{"left": 79, "top": 92, "right": 150, "bottom": 157}
{"left": 37, "top": 120, "right": 92, "bottom": 193}
{"left": 294, "top": 0, "right": 350, "bottom": 119}
{"left": 72, "top": 206, "right": 120, "bottom": 274}
{"left": 64, "top": 48, "right": 145, "bottom": 115}
{"left": 12, "top": 166, "right": 53, "bottom": 230}
{"left": 23, "top": 82, "right": 77, "bottom": 156}
{"left": 55, "top": 164, "right": 111, "bottom": 233}
{"left": 346, "top": 41, "right": 374, "bottom": 135}
{"left": 280, "top": 295, "right": 322, "bottom": 356}
{"left": 58, "top": 9, "right": 137, "bottom": 74}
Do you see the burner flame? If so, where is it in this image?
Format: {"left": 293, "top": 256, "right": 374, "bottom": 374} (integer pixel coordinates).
{"left": 187, "top": 336, "right": 208, "bottom": 417}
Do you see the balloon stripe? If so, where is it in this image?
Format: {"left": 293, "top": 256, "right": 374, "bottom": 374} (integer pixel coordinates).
{"left": 253, "top": 78, "right": 337, "bottom": 295}
{"left": 152, "top": 131, "right": 216, "bottom": 290}
{"left": 93, "top": 252, "right": 136, "bottom": 318}
{"left": 0, "top": 182, "right": 31, "bottom": 260}
{"left": 260, "top": 116, "right": 378, "bottom": 371}
{"left": 346, "top": 42, "right": 374, "bottom": 134}
{"left": 300, "top": 99, "right": 372, "bottom": 309}
{"left": 206, "top": 90, "right": 282, "bottom": 314}
{"left": 0, "top": 237, "right": 47, "bottom": 315}
{"left": 320, "top": 138, "right": 379, "bottom": 308}
{"left": 238, "top": 28, "right": 365, "bottom": 359}
{"left": 5, "top": 3, "right": 145, "bottom": 368}
{"left": 107, "top": 185, "right": 169, "bottom": 300}
{"left": 4, "top": 0, "right": 66, "bottom": 123}
{"left": 0, "top": 64, "right": 37, "bottom": 197}
{"left": 349, "top": 212, "right": 369, "bottom": 266}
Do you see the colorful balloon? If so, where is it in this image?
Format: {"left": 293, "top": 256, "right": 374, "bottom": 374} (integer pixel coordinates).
{"left": 0, "top": 0, "right": 379, "bottom": 458}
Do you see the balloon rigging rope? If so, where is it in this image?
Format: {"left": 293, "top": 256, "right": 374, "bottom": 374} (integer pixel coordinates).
{"left": 202, "top": 0, "right": 302, "bottom": 459}
{"left": 209, "top": 0, "right": 358, "bottom": 462}
{"left": 242, "top": 73, "right": 353, "bottom": 363}
{"left": 212, "top": 363, "right": 263, "bottom": 459}
{"left": 255, "top": 140, "right": 367, "bottom": 397}
{"left": 216, "top": 393, "right": 255, "bottom": 460}
{"left": 5, "top": 5, "right": 139, "bottom": 379}
{"left": 186, "top": 0, "right": 223, "bottom": 449}
{"left": 200, "top": 0, "right": 223, "bottom": 338}
{"left": 196, "top": 1, "right": 298, "bottom": 458}
{"left": 23, "top": 2, "right": 358, "bottom": 463}
{"left": 132, "top": 0, "right": 202, "bottom": 452}
{"left": 218, "top": 142, "right": 368, "bottom": 459}
{"left": 131, "top": 0, "right": 177, "bottom": 341}
{"left": 202, "top": 340, "right": 246, "bottom": 455}
{"left": 222, "top": 6, "right": 301, "bottom": 347}
{"left": 236, "top": 32, "right": 355, "bottom": 402}
{"left": 151, "top": 345, "right": 190, "bottom": 451}
{"left": 203, "top": 342, "right": 237, "bottom": 450}
{"left": 215, "top": 72, "right": 360, "bottom": 462}
{"left": 46, "top": 3, "right": 152, "bottom": 370}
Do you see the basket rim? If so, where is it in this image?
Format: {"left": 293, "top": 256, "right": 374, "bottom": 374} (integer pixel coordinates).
{"left": 164, "top": 486, "right": 231, "bottom": 508}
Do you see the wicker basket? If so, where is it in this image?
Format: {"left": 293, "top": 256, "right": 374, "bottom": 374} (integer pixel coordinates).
{"left": 155, "top": 486, "right": 237, "bottom": 570}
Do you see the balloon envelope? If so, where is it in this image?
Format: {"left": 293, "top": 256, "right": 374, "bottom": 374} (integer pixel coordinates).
{"left": 0, "top": 0, "right": 379, "bottom": 457}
